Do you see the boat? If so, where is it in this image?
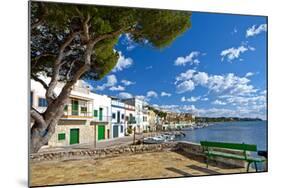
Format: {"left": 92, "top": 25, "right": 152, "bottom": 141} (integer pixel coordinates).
{"left": 143, "top": 136, "right": 165, "bottom": 144}
{"left": 143, "top": 134, "right": 175, "bottom": 144}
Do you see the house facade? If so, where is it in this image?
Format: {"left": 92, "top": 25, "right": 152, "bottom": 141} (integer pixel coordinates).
{"left": 147, "top": 109, "right": 157, "bottom": 132}
{"left": 90, "top": 93, "right": 111, "bottom": 141}
{"left": 122, "top": 98, "right": 148, "bottom": 133}
{"left": 111, "top": 97, "right": 126, "bottom": 138}
{"left": 124, "top": 103, "right": 136, "bottom": 135}
{"left": 31, "top": 79, "right": 97, "bottom": 147}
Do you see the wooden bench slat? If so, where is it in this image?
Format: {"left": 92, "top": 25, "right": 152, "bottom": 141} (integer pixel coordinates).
{"left": 200, "top": 141, "right": 257, "bottom": 151}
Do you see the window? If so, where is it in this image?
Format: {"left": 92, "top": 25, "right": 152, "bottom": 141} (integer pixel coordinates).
{"left": 126, "top": 116, "right": 129, "bottom": 121}
{"left": 38, "top": 98, "right": 47, "bottom": 107}
{"left": 64, "top": 105, "right": 68, "bottom": 111}
{"left": 58, "top": 133, "right": 65, "bottom": 141}
{"left": 120, "top": 125, "right": 123, "bottom": 133}
{"left": 121, "top": 114, "right": 124, "bottom": 119}
{"left": 143, "top": 116, "right": 147, "bottom": 122}
{"left": 81, "top": 106, "right": 87, "bottom": 113}
{"left": 112, "top": 113, "right": 116, "bottom": 119}
{"left": 93, "top": 110, "right": 98, "bottom": 117}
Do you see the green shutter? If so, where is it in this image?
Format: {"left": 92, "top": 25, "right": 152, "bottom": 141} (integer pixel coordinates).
{"left": 93, "top": 110, "right": 98, "bottom": 117}
{"left": 72, "top": 100, "right": 79, "bottom": 115}
{"left": 58, "top": 133, "right": 65, "bottom": 140}
{"left": 99, "top": 108, "right": 103, "bottom": 121}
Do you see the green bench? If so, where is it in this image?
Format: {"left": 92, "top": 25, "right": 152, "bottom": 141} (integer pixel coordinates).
{"left": 200, "top": 141, "right": 266, "bottom": 172}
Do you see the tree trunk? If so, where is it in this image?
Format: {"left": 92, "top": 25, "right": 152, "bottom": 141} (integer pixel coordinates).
{"left": 30, "top": 101, "right": 66, "bottom": 153}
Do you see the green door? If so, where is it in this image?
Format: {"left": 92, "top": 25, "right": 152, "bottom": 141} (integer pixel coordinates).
{"left": 98, "top": 125, "right": 105, "bottom": 140}
{"left": 99, "top": 108, "right": 103, "bottom": 121}
{"left": 70, "top": 129, "right": 79, "bottom": 145}
{"left": 72, "top": 100, "right": 79, "bottom": 115}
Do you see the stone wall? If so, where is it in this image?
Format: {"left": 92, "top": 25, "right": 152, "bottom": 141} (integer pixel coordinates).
{"left": 31, "top": 141, "right": 247, "bottom": 168}
{"left": 31, "top": 142, "right": 177, "bottom": 162}
{"left": 175, "top": 141, "right": 246, "bottom": 168}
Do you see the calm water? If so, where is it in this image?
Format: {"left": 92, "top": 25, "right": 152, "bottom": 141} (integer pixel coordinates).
{"left": 179, "top": 121, "right": 267, "bottom": 151}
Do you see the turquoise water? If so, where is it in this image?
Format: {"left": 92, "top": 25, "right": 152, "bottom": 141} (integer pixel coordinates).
{"left": 180, "top": 121, "right": 267, "bottom": 151}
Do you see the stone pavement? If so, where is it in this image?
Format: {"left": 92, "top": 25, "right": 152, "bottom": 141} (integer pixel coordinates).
{"left": 30, "top": 151, "right": 247, "bottom": 187}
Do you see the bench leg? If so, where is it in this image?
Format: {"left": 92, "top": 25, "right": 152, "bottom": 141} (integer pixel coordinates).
{"left": 205, "top": 156, "right": 209, "bottom": 168}
{"left": 254, "top": 162, "right": 258, "bottom": 172}
{"left": 247, "top": 162, "right": 252, "bottom": 172}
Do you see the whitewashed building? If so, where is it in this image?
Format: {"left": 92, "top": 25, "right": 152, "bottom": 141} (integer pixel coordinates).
{"left": 31, "top": 79, "right": 96, "bottom": 147}
{"left": 122, "top": 98, "right": 148, "bottom": 133}
{"left": 110, "top": 97, "right": 126, "bottom": 138}
{"left": 89, "top": 93, "right": 111, "bottom": 141}
{"left": 124, "top": 103, "right": 136, "bottom": 135}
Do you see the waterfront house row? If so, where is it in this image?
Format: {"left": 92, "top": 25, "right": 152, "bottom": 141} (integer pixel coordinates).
{"left": 31, "top": 78, "right": 152, "bottom": 148}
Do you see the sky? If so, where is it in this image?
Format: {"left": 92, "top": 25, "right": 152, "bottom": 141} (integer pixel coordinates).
{"left": 87, "top": 11, "right": 267, "bottom": 120}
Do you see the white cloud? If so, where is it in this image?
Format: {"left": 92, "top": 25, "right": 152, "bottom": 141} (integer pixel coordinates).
{"left": 175, "top": 69, "right": 196, "bottom": 84}
{"left": 221, "top": 45, "right": 249, "bottom": 62}
{"left": 145, "top": 66, "right": 153, "bottom": 70}
{"left": 161, "top": 92, "right": 172, "bottom": 97}
{"left": 245, "top": 72, "right": 254, "bottom": 77}
{"left": 246, "top": 24, "right": 267, "bottom": 37}
{"left": 176, "top": 80, "right": 195, "bottom": 93}
{"left": 193, "top": 72, "right": 209, "bottom": 85}
{"left": 181, "top": 96, "right": 201, "bottom": 102}
{"left": 174, "top": 51, "right": 201, "bottom": 66}
{"left": 118, "top": 92, "right": 133, "bottom": 99}
{"left": 112, "top": 51, "right": 133, "bottom": 72}
{"left": 121, "top": 79, "right": 135, "bottom": 86}
{"left": 109, "top": 85, "right": 125, "bottom": 91}
{"left": 146, "top": 90, "right": 158, "bottom": 98}
{"left": 95, "top": 75, "right": 117, "bottom": 91}
{"left": 174, "top": 70, "right": 257, "bottom": 96}
{"left": 201, "top": 97, "right": 209, "bottom": 101}
{"left": 212, "top": 100, "right": 227, "bottom": 105}
{"left": 123, "top": 33, "right": 136, "bottom": 51}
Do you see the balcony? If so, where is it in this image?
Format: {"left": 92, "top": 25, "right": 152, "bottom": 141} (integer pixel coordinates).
{"left": 92, "top": 115, "right": 111, "bottom": 123}
{"left": 62, "top": 98, "right": 92, "bottom": 119}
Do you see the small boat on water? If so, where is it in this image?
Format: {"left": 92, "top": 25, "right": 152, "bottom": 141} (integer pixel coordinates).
{"left": 143, "top": 136, "right": 165, "bottom": 144}
{"left": 143, "top": 134, "right": 176, "bottom": 144}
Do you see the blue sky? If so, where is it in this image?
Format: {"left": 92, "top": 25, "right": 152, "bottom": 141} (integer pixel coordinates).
{"left": 88, "top": 12, "right": 267, "bottom": 119}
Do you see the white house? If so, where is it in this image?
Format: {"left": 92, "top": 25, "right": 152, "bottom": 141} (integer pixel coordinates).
{"left": 31, "top": 79, "right": 96, "bottom": 147}
{"left": 122, "top": 98, "right": 148, "bottom": 133}
{"left": 89, "top": 92, "right": 111, "bottom": 141}
{"left": 110, "top": 97, "right": 126, "bottom": 138}
{"left": 124, "top": 103, "right": 136, "bottom": 135}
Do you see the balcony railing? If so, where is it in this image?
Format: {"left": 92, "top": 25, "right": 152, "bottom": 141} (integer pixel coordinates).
{"left": 63, "top": 110, "right": 92, "bottom": 119}
{"left": 92, "top": 115, "right": 111, "bottom": 122}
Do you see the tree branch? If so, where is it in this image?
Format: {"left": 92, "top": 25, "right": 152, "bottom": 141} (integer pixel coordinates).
{"left": 46, "top": 31, "right": 80, "bottom": 103}
{"left": 83, "top": 13, "right": 91, "bottom": 41}
{"left": 31, "top": 107, "right": 46, "bottom": 127}
{"left": 31, "top": 74, "right": 49, "bottom": 90}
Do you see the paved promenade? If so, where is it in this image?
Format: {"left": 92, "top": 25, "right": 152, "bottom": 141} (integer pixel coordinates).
{"left": 39, "top": 132, "right": 162, "bottom": 153}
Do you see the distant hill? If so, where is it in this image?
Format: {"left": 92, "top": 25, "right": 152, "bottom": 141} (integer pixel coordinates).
{"left": 195, "top": 117, "right": 263, "bottom": 123}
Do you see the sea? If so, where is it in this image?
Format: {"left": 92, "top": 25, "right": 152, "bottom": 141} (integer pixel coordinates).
{"left": 178, "top": 121, "right": 267, "bottom": 170}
